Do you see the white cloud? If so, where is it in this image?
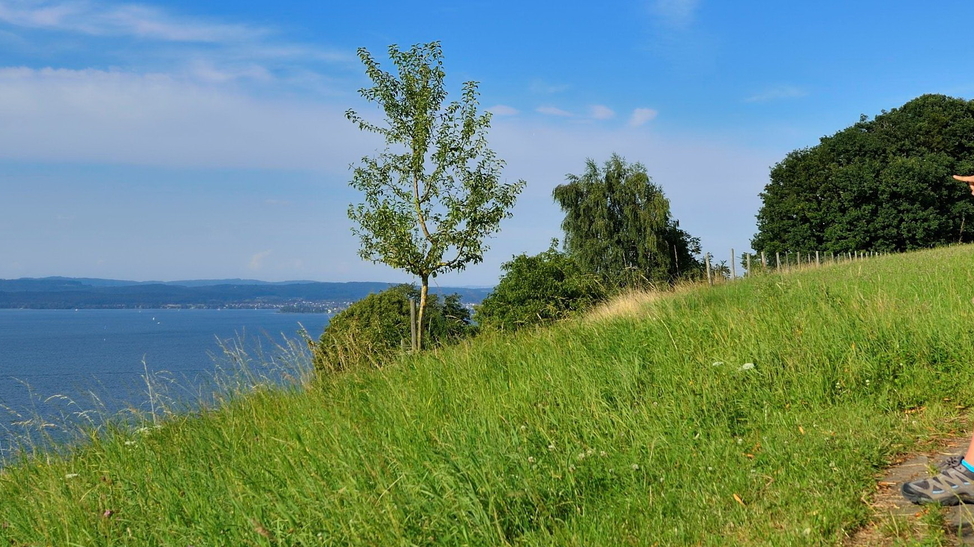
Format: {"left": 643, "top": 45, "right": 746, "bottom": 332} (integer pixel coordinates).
{"left": 745, "top": 85, "right": 808, "bottom": 103}
{"left": 589, "top": 104, "right": 615, "bottom": 120}
{"left": 536, "top": 105, "right": 573, "bottom": 117}
{"left": 628, "top": 108, "right": 659, "bottom": 127}
{"left": 488, "top": 104, "right": 519, "bottom": 116}
{"left": 0, "top": 67, "right": 372, "bottom": 171}
{"left": 651, "top": 0, "right": 700, "bottom": 29}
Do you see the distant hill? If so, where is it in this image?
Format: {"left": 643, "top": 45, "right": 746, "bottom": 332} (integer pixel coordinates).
{"left": 0, "top": 277, "right": 326, "bottom": 289}
{"left": 0, "top": 277, "right": 493, "bottom": 310}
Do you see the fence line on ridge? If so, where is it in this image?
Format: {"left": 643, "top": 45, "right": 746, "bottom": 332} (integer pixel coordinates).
{"left": 702, "top": 249, "right": 892, "bottom": 285}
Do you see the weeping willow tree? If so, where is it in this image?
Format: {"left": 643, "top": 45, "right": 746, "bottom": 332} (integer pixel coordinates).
{"left": 552, "top": 154, "right": 701, "bottom": 287}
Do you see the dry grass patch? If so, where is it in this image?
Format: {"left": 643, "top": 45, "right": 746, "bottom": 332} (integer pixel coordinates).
{"left": 584, "top": 282, "right": 703, "bottom": 322}
{"left": 584, "top": 289, "right": 663, "bottom": 322}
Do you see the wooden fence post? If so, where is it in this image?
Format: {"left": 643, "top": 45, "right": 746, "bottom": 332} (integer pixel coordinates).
{"left": 705, "top": 253, "right": 712, "bottom": 285}
{"left": 410, "top": 299, "right": 417, "bottom": 353}
{"left": 730, "top": 248, "right": 737, "bottom": 279}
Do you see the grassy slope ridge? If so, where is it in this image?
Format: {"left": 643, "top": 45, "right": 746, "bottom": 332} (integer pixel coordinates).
{"left": 2, "top": 246, "right": 974, "bottom": 546}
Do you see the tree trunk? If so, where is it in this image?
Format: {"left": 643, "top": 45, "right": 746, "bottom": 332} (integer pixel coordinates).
{"left": 417, "top": 275, "right": 430, "bottom": 351}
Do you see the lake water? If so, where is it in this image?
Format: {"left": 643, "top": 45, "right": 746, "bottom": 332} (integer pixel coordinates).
{"left": 0, "top": 309, "right": 330, "bottom": 459}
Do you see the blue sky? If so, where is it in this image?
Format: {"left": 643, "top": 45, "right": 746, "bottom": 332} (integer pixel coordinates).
{"left": 1, "top": 0, "right": 973, "bottom": 286}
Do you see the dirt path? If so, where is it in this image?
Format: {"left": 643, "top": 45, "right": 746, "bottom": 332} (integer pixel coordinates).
{"left": 847, "top": 438, "right": 974, "bottom": 546}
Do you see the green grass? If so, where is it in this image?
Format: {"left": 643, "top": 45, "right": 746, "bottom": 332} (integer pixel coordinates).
{"left": 3, "top": 246, "right": 974, "bottom": 546}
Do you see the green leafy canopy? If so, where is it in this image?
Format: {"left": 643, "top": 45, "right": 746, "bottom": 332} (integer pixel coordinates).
{"left": 345, "top": 42, "right": 525, "bottom": 280}
{"left": 475, "top": 242, "right": 606, "bottom": 331}
{"left": 314, "top": 284, "right": 473, "bottom": 373}
{"left": 752, "top": 94, "right": 974, "bottom": 253}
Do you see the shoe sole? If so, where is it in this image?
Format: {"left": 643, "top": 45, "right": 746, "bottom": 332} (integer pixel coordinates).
{"left": 902, "top": 483, "right": 970, "bottom": 506}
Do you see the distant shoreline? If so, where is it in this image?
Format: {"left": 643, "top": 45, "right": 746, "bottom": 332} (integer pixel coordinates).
{"left": 0, "top": 277, "right": 492, "bottom": 310}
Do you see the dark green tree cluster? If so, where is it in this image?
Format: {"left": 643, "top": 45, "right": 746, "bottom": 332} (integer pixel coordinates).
{"left": 752, "top": 94, "right": 974, "bottom": 253}
{"left": 475, "top": 243, "right": 605, "bottom": 331}
{"left": 313, "top": 285, "right": 471, "bottom": 373}
{"left": 553, "top": 154, "right": 702, "bottom": 287}
{"left": 337, "top": 41, "right": 702, "bottom": 355}
{"left": 475, "top": 156, "right": 702, "bottom": 332}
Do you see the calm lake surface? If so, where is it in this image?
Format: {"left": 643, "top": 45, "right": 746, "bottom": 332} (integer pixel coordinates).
{"left": 0, "top": 309, "right": 330, "bottom": 457}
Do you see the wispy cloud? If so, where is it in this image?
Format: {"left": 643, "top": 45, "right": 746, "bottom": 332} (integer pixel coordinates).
{"left": 488, "top": 104, "right": 519, "bottom": 116}
{"left": 529, "top": 79, "right": 570, "bottom": 95}
{"left": 0, "top": 0, "right": 355, "bottom": 89}
{"left": 536, "top": 105, "right": 573, "bottom": 117}
{"left": 628, "top": 108, "right": 658, "bottom": 127}
{"left": 249, "top": 250, "right": 272, "bottom": 270}
{"left": 0, "top": 67, "right": 371, "bottom": 171}
{"left": 650, "top": 0, "right": 700, "bottom": 30}
{"left": 536, "top": 105, "right": 622, "bottom": 121}
{"left": 745, "top": 85, "right": 807, "bottom": 103}
{"left": 589, "top": 104, "right": 615, "bottom": 120}
{"left": 187, "top": 59, "right": 273, "bottom": 84}
{"left": 0, "top": 0, "right": 264, "bottom": 42}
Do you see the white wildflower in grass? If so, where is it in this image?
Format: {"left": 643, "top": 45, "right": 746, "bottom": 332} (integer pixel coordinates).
{"left": 527, "top": 456, "right": 535, "bottom": 463}
{"left": 547, "top": 443, "right": 556, "bottom": 451}
{"left": 712, "top": 361, "right": 724, "bottom": 367}
{"left": 631, "top": 464, "right": 640, "bottom": 471}
{"left": 65, "top": 473, "right": 79, "bottom": 479}
{"left": 739, "top": 362, "right": 755, "bottom": 371}
{"left": 599, "top": 450, "right": 607, "bottom": 457}
{"left": 135, "top": 424, "right": 162, "bottom": 436}
{"left": 124, "top": 440, "right": 137, "bottom": 446}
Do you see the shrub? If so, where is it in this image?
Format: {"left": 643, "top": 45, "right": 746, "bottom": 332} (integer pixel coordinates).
{"left": 313, "top": 284, "right": 472, "bottom": 373}
{"left": 476, "top": 244, "right": 606, "bottom": 331}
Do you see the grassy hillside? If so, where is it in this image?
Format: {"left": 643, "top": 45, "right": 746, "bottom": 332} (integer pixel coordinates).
{"left": 2, "top": 246, "right": 974, "bottom": 545}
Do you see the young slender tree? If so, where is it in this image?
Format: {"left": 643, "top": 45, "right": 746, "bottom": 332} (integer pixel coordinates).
{"left": 346, "top": 42, "right": 524, "bottom": 350}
